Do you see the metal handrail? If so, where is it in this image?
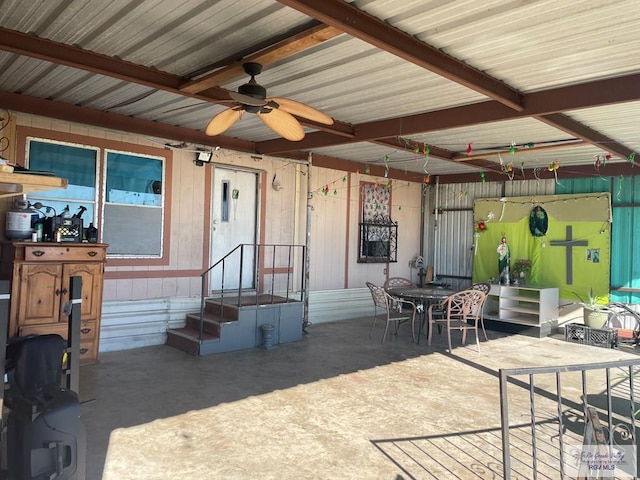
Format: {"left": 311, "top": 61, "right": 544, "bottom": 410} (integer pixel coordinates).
{"left": 197, "top": 243, "right": 306, "bottom": 343}
{"left": 500, "top": 358, "right": 640, "bottom": 479}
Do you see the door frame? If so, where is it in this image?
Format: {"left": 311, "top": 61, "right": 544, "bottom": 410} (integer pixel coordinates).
{"left": 208, "top": 165, "right": 263, "bottom": 293}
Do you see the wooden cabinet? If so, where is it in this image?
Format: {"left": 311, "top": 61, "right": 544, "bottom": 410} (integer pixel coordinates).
{"left": 1, "top": 242, "right": 107, "bottom": 364}
{"left": 484, "top": 285, "right": 559, "bottom": 337}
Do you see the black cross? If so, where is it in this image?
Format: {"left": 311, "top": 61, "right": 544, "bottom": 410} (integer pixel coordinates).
{"left": 549, "top": 225, "right": 588, "bottom": 285}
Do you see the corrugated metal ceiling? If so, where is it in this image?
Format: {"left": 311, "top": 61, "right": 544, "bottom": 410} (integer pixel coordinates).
{"left": 0, "top": 0, "right": 638, "bottom": 182}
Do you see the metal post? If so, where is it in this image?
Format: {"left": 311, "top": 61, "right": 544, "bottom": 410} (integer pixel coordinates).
{"left": 67, "top": 275, "right": 82, "bottom": 394}
{"left": 303, "top": 152, "right": 312, "bottom": 333}
{"left": 499, "top": 369, "right": 512, "bottom": 480}
{"left": 0, "top": 280, "right": 10, "bottom": 427}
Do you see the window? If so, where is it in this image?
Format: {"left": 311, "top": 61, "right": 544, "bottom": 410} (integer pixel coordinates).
{"left": 26, "top": 137, "right": 166, "bottom": 258}
{"left": 102, "top": 150, "right": 164, "bottom": 256}
{"left": 358, "top": 183, "right": 397, "bottom": 263}
{"left": 27, "top": 138, "right": 99, "bottom": 226}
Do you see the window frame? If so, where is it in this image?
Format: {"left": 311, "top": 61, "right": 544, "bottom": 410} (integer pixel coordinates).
{"left": 102, "top": 148, "right": 166, "bottom": 258}
{"left": 17, "top": 126, "right": 172, "bottom": 266}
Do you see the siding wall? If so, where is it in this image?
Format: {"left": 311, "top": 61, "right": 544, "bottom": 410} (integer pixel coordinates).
{"left": 5, "top": 113, "right": 423, "bottom": 351}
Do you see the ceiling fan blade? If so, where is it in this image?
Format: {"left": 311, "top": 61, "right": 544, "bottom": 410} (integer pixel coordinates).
{"left": 268, "top": 97, "right": 334, "bottom": 125}
{"left": 229, "top": 91, "right": 267, "bottom": 107}
{"left": 205, "top": 108, "right": 244, "bottom": 136}
{"left": 258, "top": 108, "right": 305, "bottom": 141}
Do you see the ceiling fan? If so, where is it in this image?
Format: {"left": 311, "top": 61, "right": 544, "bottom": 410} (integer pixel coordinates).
{"left": 205, "top": 62, "right": 334, "bottom": 141}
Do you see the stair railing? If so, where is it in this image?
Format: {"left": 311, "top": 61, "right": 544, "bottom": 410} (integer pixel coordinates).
{"left": 198, "top": 243, "right": 306, "bottom": 342}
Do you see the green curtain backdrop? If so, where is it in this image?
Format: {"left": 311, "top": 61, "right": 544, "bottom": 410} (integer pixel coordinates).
{"left": 472, "top": 193, "right": 611, "bottom": 302}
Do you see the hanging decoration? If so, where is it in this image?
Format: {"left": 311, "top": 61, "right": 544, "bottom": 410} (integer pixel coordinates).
{"left": 422, "top": 144, "right": 430, "bottom": 174}
{"left": 365, "top": 166, "right": 370, "bottom": 174}
{"left": 533, "top": 167, "right": 542, "bottom": 183}
{"left": 520, "top": 162, "right": 526, "bottom": 179}
{"left": 548, "top": 160, "right": 560, "bottom": 184}
{"left": 509, "top": 142, "right": 516, "bottom": 155}
{"left": 473, "top": 211, "right": 495, "bottom": 255}
{"left": 480, "top": 172, "right": 486, "bottom": 184}
{"left": 627, "top": 152, "right": 636, "bottom": 164}
{"left": 466, "top": 143, "right": 473, "bottom": 155}
{"left": 594, "top": 155, "right": 603, "bottom": 170}
{"left": 616, "top": 175, "right": 623, "bottom": 201}
{"left": 502, "top": 161, "right": 514, "bottom": 181}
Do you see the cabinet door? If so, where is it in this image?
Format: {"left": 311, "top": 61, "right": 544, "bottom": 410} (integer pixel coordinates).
{"left": 17, "top": 263, "right": 64, "bottom": 325}
{"left": 62, "top": 262, "right": 103, "bottom": 320}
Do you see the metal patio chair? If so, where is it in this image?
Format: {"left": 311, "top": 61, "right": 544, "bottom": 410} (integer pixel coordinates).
{"left": 427, "top": 288, "right": 487, "bottom": 352}
{"left": 383, "top": 277, "right": 416, "bottom": 290}
{"left": 469, "top": 282, "right": 491, "bottom": 340}
{"left": 366, "top": 282, "right": 417, "bottom": 344}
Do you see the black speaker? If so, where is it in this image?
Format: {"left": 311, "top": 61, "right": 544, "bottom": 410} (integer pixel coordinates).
{"left": 7, "top": 390, "right": 86, "bottom": 480}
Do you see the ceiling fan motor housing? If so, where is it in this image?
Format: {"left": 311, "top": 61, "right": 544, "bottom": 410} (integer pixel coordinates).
{"left": 238, "top": 62, "right": 266, "bottom": 101}
{"left": 238, "top": 82, "right": 266, "bottom": 100}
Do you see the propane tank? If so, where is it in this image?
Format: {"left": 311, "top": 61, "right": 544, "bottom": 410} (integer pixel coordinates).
{"left": 6, "top": 197, "right": 39, "bottom": 240}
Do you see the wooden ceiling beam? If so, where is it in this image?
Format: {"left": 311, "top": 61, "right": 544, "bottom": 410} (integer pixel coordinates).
{"left": 277, "top": 0, "right": 524, "bottom": 111}
{"left": 536, "top": 113, "right": 640, "bottom": 167}
{"left": 180, "top": 24, "right": 343, "bottom": 94}
{"left": 0, "top": 26, "right": 353, "bottom": 138}
{"left": 257, "top": 73, "right": 640, "bottom": 155}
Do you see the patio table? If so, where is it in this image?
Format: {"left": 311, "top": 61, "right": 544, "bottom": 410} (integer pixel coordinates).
{"left": 387, "top": 286, "right": 457, "bottom": 343}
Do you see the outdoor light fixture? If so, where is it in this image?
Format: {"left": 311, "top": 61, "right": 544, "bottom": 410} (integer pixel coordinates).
{"left": 194, "top": 151, "right": 212, "bottom": 167}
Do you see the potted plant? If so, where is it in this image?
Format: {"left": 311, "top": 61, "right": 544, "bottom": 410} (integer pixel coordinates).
{"left": 574, "top": 288, "right": 610, "bottom": 329}
{"left": 511, "top": 259, "right": 531, "bottom": 285}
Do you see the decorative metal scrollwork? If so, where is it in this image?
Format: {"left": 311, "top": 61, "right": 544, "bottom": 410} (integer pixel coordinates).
{"left": 358, "top": 214, "right": 398, "bottom": 263}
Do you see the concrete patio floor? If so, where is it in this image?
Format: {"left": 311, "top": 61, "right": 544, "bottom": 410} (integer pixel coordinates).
{"left": 79, "top": 317, "right": 640, "bottom": 479}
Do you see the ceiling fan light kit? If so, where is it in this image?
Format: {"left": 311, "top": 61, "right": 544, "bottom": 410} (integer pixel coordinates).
{"left": 205, "top": 62, "right": 333, "bottom": 141}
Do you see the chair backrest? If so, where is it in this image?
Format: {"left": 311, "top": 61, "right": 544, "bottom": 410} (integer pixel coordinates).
{"left": 383, "top": 277, "right": 416, "bottom": 289}
{"left": 470, "top": 282, "right": 491, "bottom": 294}
{"left": 366, "top": 282, "right": 391, "bottom": 311}
{"left": 442, "top": 289, "right": 486, "bottom": 320}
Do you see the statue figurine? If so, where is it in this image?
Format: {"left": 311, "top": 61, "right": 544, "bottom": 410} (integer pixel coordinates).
{"left": 497, "top": 236, "right": 510, "bottom": 284}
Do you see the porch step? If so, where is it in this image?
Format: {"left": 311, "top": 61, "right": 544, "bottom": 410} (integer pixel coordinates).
{"left": 165, "top": 326, "right": 219, "bottom": 356}
{"left": 165, "top": 294, "right": 304, "bottom": 357}
{"left": 185, "top": 313, "right": 227, "bottom": 336}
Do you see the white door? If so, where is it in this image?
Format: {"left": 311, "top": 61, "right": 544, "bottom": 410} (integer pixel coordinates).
{"left": 210, "top": 167, "right": 258, "bottom": 291}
